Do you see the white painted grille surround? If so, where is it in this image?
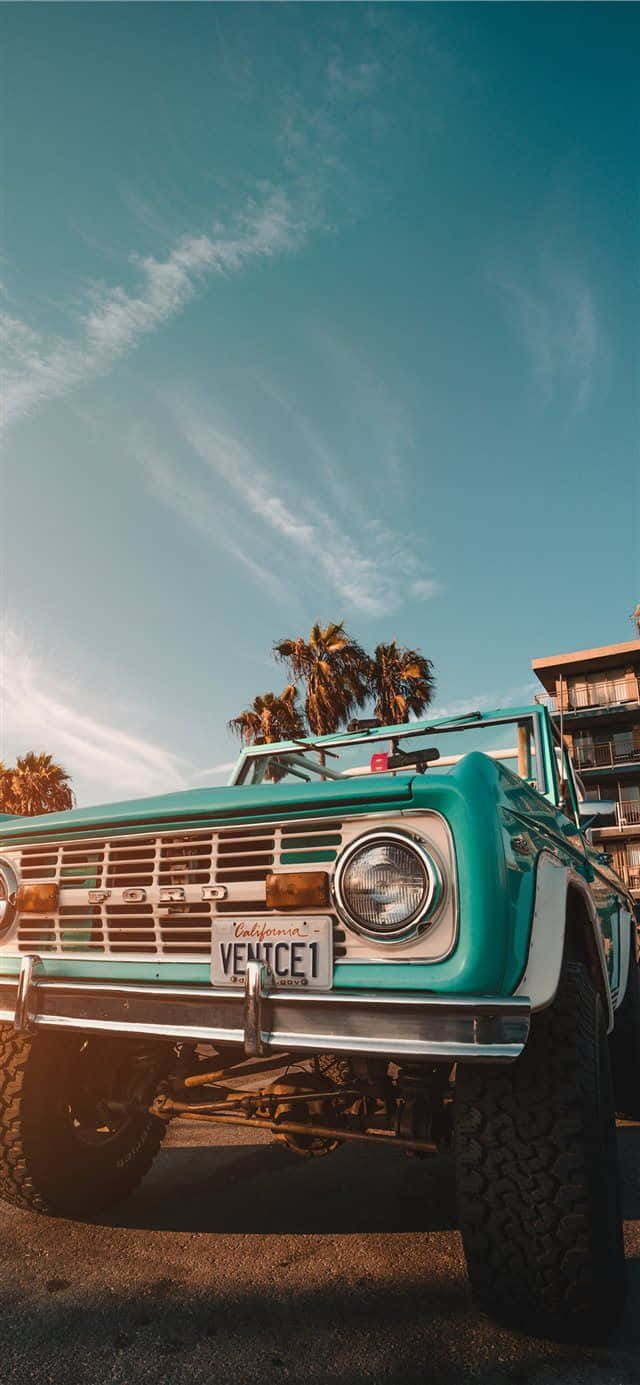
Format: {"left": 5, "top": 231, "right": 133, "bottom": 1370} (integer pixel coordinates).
{"left": 0, "top": 811, "right": 457, "bottom": 966}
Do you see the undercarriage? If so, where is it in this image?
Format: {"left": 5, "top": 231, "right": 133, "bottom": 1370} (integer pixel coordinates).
{"left": 114, "top": 1043, "right": 454, "bottom": 1158}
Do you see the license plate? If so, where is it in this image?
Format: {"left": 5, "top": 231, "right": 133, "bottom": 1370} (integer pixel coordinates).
{"left": 211, "top": 916, "right": 333, "bottom": 990}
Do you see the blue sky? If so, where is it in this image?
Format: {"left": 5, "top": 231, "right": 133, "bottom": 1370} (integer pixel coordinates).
{"left": 1, "top": 3, "right": 638, "bottom": 805}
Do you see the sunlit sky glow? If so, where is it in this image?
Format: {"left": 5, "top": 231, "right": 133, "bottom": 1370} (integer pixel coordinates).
{"left": 1, "top": 3, "right": 638, "bottom": 804}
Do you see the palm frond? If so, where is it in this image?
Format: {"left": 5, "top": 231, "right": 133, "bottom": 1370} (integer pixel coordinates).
{"left": 2, "top": 751, "right": 74, "bottom": 815}
{"left": 370, "top": 641, "right": 435, "bottom": 725}
{"left": 275, "top": 621, "right": 369, "bottom": 735}
{"left": 228, "top": 688, "right": 306, "bottom": 746}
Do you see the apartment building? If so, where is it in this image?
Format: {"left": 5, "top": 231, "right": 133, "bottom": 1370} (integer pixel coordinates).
{"left": 532, "top": 632, "right": 640, "bottom": 902}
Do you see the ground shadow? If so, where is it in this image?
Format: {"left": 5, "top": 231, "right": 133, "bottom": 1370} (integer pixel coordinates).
{"left": 97, "top": 1131, "right": 459, "bottom": 1235}
{"left": 96, "top": 1119, "right": 640, "bottom": 1239}
{"left": 618, "top": 1124, "right": 640, "bottom": 1220}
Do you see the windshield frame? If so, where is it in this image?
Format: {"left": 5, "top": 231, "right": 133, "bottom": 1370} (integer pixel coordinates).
{"left": 229, "top": 707, "right": 550, "bottom": 796}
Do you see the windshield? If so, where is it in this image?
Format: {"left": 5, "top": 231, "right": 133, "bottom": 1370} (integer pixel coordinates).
{"left": 233, "top": 713, "right": 545, "bottom": 793}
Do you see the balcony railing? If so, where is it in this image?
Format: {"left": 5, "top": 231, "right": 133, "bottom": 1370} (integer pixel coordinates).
{"left": 617, "top": 859, "right": 640, "bottom": 893}
{"left": 617, "top": 802, "right": 640, "bottom": 827}
{"left": 574, "top": 739, "right": 640, "bottom": 770}
{"left": 567, "top": 680, "right": 634, "bottom": 709}
{"left": 539, "top": 679, "right": 640, "bottom": 714}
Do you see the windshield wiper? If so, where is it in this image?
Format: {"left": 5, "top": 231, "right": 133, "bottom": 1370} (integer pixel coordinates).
{"left": 290, "top": 739, "right": 340, "bottom": 760}
{"left": 426, "top": 711, "right": 482, "bottom": 729}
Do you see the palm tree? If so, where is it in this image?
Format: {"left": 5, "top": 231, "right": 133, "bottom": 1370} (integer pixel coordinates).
{"left": 2, "top": 752, "right": 74, "bottom": 816}
{"left": 228, "top": 687, "right": 306, "bottom": 784}
{"left": 0, "top": 763, "right": 10, "bottom": 814}
{"left": 369, "top": 641, "right": 435, "bottom": 725}
{"left": 228, "top": 686, "right": 306, "bottom": 747}
{"left": 274, "top": 621, "right": 370, "bottom": 737}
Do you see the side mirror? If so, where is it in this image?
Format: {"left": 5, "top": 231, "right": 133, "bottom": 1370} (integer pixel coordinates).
{"left": 578, "top": 800, "right": 617, "bottom": 828}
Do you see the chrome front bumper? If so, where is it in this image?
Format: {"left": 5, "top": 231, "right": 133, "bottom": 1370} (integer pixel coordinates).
{"left": 0, "top": 957, "right": 531, "bottom": 1063}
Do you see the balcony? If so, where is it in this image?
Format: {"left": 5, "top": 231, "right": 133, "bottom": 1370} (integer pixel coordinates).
{"left": 617, "top": 802, "right": 640, "bottom": 828}
{"left": 617, "top": 859, "right": 640, "bottom": 895}
{"left": 537, "top": 681, "right": 640, "bottom": 714}
{"left": 566, "top": 678, "right": 638, "bottom": 711}
{"left": 574, "top": 739, "right": 640, "bottom": 770}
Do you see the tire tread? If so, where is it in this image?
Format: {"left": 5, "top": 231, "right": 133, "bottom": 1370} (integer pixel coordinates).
{"left": 0, "top": 1026, "right": 164, "bottom": 1216}
{"left": 455, "top": 962, "right": 625, "bottom": 1339}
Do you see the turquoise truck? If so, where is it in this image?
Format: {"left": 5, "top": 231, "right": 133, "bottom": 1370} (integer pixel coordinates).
{"left": 0, "top": 703, "right": 637, "bottom": 1339}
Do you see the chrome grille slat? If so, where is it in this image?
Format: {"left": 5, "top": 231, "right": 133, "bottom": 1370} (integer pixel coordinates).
{"left": 11, "top": 821, "right": 342, "bottom": 960}
{"left": 6, "top": 811, "right": 457, "bottom": 967}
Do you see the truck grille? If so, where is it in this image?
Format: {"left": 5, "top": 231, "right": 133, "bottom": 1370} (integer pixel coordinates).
{"left": 11, "top": 820, "right": 344, "bottom": 960}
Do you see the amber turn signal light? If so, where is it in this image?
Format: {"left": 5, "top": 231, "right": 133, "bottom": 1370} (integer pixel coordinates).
{"left": 16, "top": 883, "right": 58, "bottom": 914}
{"left": 265, "top": 871, "right": 330, "bottom": 911}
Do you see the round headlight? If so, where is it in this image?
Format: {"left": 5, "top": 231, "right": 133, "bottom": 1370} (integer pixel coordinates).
{"left": 333, "top": 830, "right": 441, "bottom": 941}
{"left": 0, "top": 858, "right": 18, "bottom": 935}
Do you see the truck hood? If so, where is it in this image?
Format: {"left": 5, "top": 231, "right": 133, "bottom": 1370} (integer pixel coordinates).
{"left": 0, "top": 774, "right": 417, "bottom": 842}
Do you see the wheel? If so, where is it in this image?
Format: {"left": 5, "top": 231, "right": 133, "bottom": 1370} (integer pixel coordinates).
{"left": 271, "top": 1074, "right": 343, "bottom": 1157}
{"left": 455, "top": 961, "right": 626, "bottom": 1341}
{"left": 0, "top": 1026, "right": 167, "bottom": 1217}
{"left": 609, "top": 949, "right": 640, "bottom": 1119}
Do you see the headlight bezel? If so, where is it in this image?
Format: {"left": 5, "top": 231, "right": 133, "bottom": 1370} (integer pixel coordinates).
{"left": 332, "top": 828, "right": 444, "bottom": 944}
{"left": 0, "top": 857, "right": 18, "bottom": 936}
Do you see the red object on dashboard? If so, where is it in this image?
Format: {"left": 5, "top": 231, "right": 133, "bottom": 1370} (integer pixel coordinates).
{"left": 370, "top": 752, "right": 389, "bottom": 773}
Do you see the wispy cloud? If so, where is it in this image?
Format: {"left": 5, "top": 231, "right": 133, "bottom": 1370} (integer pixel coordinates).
{"left": 176, "top": 400, "right": 438, "bottom": 615}
{"left": 134, "top": 394, "right": 440, "bottom": 618}
{"left": 191, "top": 762, "right": 236, "bottom": 782}
{"left": 0, "top": 191, "right": 301, "bottom": 437}
{"left": 311, "top": 327, "right": 414, "bottom": 479}
{"left": 491, "top": 252, "right": 603, "bottom": 414}
{"left": 0, "top": 626, "right": 191, "bottom": 804}
{"left": 411, "top": 578, "right": 441, "bottom": 601}
{"left": 275, "top": 31, "right": 400, "bottom": 231}
{"left": 1, "top": 27, "right": 414, "bottom": 442}
{"left": 327, "top": 55, "right": 381, "bottom": 100}
{"left": 132, "top": 434, "right": 288, "bottom": 601}
{"left": 254, "top": 370, "right": 441, "bottom": 602}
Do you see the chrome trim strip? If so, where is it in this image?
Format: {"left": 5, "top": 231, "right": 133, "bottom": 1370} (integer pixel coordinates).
{"left": 0, "top": 967, "right": 530, "bottom": 1063}
{"left": 0, "top": 1010, "right": 527, "bottom": 1062}
{"left": 257, "top": 1032, "right": 526, "bottom": 1062}
{"left": 10, "top": 978, "right": 525, "bottom": 1011}
{"left": 0, "top": 1012, "right": 248, "bottom": 1045}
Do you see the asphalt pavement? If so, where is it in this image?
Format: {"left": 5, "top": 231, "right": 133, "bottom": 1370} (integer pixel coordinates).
{"left": 1, "top": 1117, "right": 640, "bottom": 1385}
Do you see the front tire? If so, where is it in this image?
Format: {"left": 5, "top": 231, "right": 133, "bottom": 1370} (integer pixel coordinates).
{"left": 455, "top": 962, "right": 626, "bottom": 1341}
{"left": 609, "top": 949, "right": 640, "bottom": 1119}
{"left": 0, "top": 1026, "right": 166, "bottom": 1217}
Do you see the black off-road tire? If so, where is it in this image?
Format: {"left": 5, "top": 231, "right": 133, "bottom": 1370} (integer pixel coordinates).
{"left": 609, "top": 949, "right": 640, "bottom": 1119}
{"left": 0, "top": 1025, "right": 165, "bottom": 1217}
{"left": 455, "top": 961, "right": 626, "bottom": 1341}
